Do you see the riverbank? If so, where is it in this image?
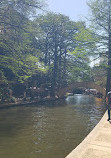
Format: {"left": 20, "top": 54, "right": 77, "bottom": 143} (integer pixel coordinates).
{"left": 66, "top": 111, "right": 111, "bottom": 158}
{"left": 0, "top": 97, "right": 64, "bottom": 109}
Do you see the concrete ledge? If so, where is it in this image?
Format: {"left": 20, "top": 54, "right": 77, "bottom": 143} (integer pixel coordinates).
{"left": 66, "top": 111, "right": 111, "bottom": 158}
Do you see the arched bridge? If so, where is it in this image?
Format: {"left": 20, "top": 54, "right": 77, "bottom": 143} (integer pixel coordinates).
{"left": 57, "top": 82, "right": 106, "bottom": 98}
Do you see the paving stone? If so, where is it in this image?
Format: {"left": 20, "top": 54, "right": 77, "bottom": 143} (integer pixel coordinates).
{"left": 81, "top": 148, "right": 111, "bottom": 158}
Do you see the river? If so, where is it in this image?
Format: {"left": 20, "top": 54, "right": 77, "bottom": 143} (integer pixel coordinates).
{"left": 0, "top": 94, "right": 106, "bottom": 158}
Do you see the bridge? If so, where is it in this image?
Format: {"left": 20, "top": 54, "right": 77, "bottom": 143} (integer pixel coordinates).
{"left": 57, "top": 82, "right": 106, "bottom": 98}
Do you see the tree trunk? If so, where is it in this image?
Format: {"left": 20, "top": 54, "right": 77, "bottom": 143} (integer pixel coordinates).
{"left": 51, "top": 32, "right": 58, "bottom": 97}
{"left": 62, "top": 48, "right": 67, "bottom": 86}
{"left": 106, "top": 50, "right": 111, "bottom": 94}
{"left": 58, "top": 47, "right": 62, "bottom": 89}
{"left": 106, "top": 8, "right": 111, "bottom": 95}
{"left": 45, "top": 34, "right": 49, "bottom": 65}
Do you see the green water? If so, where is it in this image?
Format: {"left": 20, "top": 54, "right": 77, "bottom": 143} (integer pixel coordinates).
{"left": 0, "top": 95, "right": 106, "bottom": 158}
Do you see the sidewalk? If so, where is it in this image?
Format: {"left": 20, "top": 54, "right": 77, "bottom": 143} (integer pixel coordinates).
{"left": 66, "top": 111, "right": 111, "bottom": 158}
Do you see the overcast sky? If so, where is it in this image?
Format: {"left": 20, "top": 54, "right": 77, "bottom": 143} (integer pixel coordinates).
{"left": 47, "top": 0, "right": 89, "bottom": 21}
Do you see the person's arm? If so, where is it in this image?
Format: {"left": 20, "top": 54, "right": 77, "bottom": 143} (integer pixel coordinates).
{"left": 106, "top": 97, "right": 108, "bottom": 105}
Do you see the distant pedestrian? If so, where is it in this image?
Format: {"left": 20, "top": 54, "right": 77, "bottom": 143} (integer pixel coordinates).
{"left": 106, "top": 91, "right": 111, "bottom": 121}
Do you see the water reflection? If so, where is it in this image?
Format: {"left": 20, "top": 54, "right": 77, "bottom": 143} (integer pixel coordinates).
{"left": 0, "top": 95, "right": 106, "bottom": 158}
{"left": 66, "top": 94, "right": 95, "bottom": 105}
{"left": 66, "top": 95, "right": 106, "bottom": 131}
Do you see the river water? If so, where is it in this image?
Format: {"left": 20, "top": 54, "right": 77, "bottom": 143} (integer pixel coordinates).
{"left": 0, "top": 95, "right": 106, "bottom": 158}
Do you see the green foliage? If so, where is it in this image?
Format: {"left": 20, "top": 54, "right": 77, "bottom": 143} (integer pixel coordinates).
{"left": 87, "top": 0, "right": 111, "bottom": 92}
{"left": 67, "top": 55, "right": 93, "bottom": 83}
{"left": 92, "top": 65, "right": 107, "bottom": 87}
{"left": 0, "top": 0, "right": 97, "bottom": 98}
{"left": 0, "top": 0, "right": 48, "bottom": 85}
{"left": 67, "top": 22, "right": 96, "bottom": 83}
{"left": 0, "top": 48, "right": 47, "bottom": 83}
{"left": 34, "top": 13, "right": 95, "bottom": 91}
{"left": 73, "top": 22, "right": 98, "bottom": 56}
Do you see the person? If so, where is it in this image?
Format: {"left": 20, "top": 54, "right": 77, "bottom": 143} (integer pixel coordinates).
{"left": 106, "top": 91, "right": 111, "bottom": 121}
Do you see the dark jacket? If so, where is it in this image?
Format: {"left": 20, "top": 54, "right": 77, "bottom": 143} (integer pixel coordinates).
{"left": 107, "top": 92, "right": 111, "bottom": 110}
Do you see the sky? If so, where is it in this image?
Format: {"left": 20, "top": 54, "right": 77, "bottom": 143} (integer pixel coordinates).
{"left": 47, "top": 0, "right": 89, "bottom": 21}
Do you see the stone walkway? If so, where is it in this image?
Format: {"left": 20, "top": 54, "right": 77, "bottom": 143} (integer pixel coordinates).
{"left": 66, "top": 111, "right": 111, "bottom": 158}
